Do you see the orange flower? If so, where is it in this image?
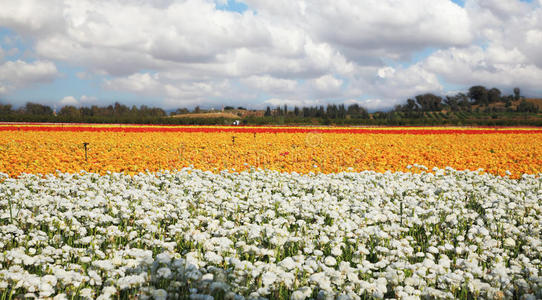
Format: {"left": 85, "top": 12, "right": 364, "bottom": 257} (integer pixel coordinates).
{"left": 0, "top": 125, "right": 540, "bottom": 178}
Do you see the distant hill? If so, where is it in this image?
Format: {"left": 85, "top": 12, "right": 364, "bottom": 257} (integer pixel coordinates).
{"left": 171, "top": 112, "right": 241, "bottom": 119}
{"left": 171, "top": 109, "right": 265, "bottom": 119}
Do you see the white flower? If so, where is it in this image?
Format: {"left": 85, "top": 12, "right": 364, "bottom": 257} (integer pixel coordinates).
{"left": 53, "top": 294, "right": 68, "bottom": 300}
{"left": 504, "top": 237, "right": 516, "bottom": 248}
{"left": 279, "top": 257, "right": 297, "bottom": 271}
{"left": 39, "top": 283, "right": 55, "bottom": 298}
{"left": 202, "top": 273, "right": 214, "bottom": 281}
{"left": 79, "top": 288, "right": 93, "bottom": 299}
{"left": 156, "top": 252, "right": 171, "bottom": 264}
{"left": 290, "top": 287, "right": 312, "bottom": 300}
{"left": 204, "top": 251, "right": 223, "bottom": 265}
{"left": 80, "top": 256, "right": 92, "bottom": 263}
{"left": 324, "top": 256, "right": 337, "bottom": 266}
{"left": 156, "top": 267, "right": 172, "bottom": 279}
{"left": 331, "top": 246, "right": 342, "bottom": 257}
{"left": 102, "top": 286, "right": 117, "bottom": 296}
{"left": 189, "top": 294, "right": 213, "bottom": 300}
{"left": 1, "top": 167, "right": 540, "bottom": 298}
{"left": 310, "top": 272, "right": 332, "bottom": 291}
{"left": 261, "top": 271, "right": 277, "bottom": 286}
{"left": 152, "top": 289, "right": 168, "bottom": 300}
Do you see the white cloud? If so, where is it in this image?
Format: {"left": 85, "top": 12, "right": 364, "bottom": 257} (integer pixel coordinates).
{"left": 241, "top": 75, "right": 298, "bottom": 93}
{"left": 60, "top": 96, "right": 78, "bottom": 106}
{"left": 0, "top": 60, "right": 58, "bottom": 94}
{"left": 263, "top": 98, "right": 320, "bottom": 107}
{"left": 105, "top": 73, "right": 163, "bottom": 95}
{"left": 357, "top": 99, "right": 387, "bottom": 111}
{"left": 308, "top": 0, "right": 472, "bottom": 61}
{"left": 366, "top": 64, "right": 443, "bottom": 101}
{"left": 0, "top": 0, "right": 65, "bottom": 36}
{"left": 58, "top": 95, "right": 98, "bottom": 106}
{"left": 1, "top": 0, "right": 542, "bottom": 109}
{"left": 422, "top": 46, "right": 542, "bottom": 94}
{"left": 80, "top": 95, "right": 97, "bottom": 103}
{"left": 409, "top": 0, "right": 542, "bottom": 96}
{"left": 104, "top": 72, "right": 240, "bottom": 108}
{"left": 312, "top": 75, "right": 343, "bottom": 93}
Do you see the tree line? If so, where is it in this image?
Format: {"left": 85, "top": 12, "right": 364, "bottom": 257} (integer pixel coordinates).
{"left": 0, "top": 102, "right": 167, "bottom": 118}
{"left": 394, "top": 86, "right": 539, "bottom": 116}
{"left": 264, "top": 103, "right": 369, "bottom": 119}
{"left": 0, "top": 85, "right": 539, "bottom": 125}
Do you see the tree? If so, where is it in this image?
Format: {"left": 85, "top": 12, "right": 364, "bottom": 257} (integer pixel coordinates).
{"left": 513, "top": 87, "right": 521, "bottom": 100}
{"left": 338, "top": 104, "right": 346, "bottom": 119}
{"left": 58, "top": 105, "right": 81, "bottom": 118}
{"left": 318, "top": 106, "right": 325, "bottom": 118}
{"left": 326, "top": 104, "right": 338, "bottom": 118}
{"left": 294, "top": 106, "right": 300, "bottom": 116}
{"left": 517, "top": 100, "right": 538, "bottom": 113}
{"left": 405, "top": 99, "right": 419, "bottom": 112}
{"left": 346, "top": 104, "right": 369, "bottom": 119}
{"left": 347, "top": 104, "right": 360, "bottom": 114}
{"left": 415, "top": 93, "right": 442, "bottom": 111}
{"left": 0, "top": 104, "right": 12, "bottom": 115}
{"left": 264, "top": 106, "right": 272, "bottom": 116}
{"left": 194, "top": 106, "right": 201, "bottom": 113}
{"left": 455, "top": 93, "right": 471, "bottom": 111}
{"left": 174, "top": 108, "right": 189, "bottom": 115}
{"left": 504, "top": 95, "right": 513, "bottom": 108}
{"left": 276, "top": 106, "right": 282, "bottom": 116}
{"left": 444, "top": 95, "right": 459, "bottom": 112}
{"left": 113, "top": 102, "right": 129, "bottom": 116}
{"left": 468, "top": 86, "right": 488, "bottom": 105}
{"left": 24, "top": 102, "right": 54, "bottom": 115}
{"left": 488, "top": 88, "right": 502, "bottom": 104}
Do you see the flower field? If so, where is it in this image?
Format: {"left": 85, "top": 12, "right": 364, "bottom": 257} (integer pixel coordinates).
{"left": 0, "top": 124, "right": 541, "bottom": 299}
{"left": 0, "top": 124, "right": 541, "bottom": 178}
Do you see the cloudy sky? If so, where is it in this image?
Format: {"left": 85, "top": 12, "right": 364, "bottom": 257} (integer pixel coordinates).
{"left": 1, "top": 0, "right": 541, "bottom": 111}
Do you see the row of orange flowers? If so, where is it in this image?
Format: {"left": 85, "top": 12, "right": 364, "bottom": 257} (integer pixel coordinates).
{"left": 0, "top": 124, "right": 540, "bottom": 178}
{"left": 2, "top": 123, "right": 542, "bottom": 134}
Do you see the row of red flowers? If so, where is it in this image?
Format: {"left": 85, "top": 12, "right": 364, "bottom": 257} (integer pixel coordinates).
{"left": 1, "top": 125, "right": 542, "bottom": 134}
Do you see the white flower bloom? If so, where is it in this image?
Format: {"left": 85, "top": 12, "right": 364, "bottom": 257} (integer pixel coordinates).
{"left": 0, "top": 168, "right": 540, "bottom": 298}
{"left": 156, "top": 252, "right": 171, "bottom": 265}
{"left": 331, "top": 246, "right": 342, "bottom": 257}
{"left": 204, "top": 251, "right": 223, "bottom": 265}
{"left": 156, "top": 267, "right": 172, "bottom": 279}
{"left": 324, "top": 256, "right": 337, "bottom": 267}
{"left": 504, "top": 238, "right": 516, "bottom": 248}
{"left": 79, "top": 288, "right": 93, "bottom": 299}
{"left": 261, "top": 271, "right": 277, "bottom": 286}
{"left": 290, "top": 287, "right": 312, "bottom": 300}
{"left": 53, "top": 294, "right": 68, "bottom": 300}
{"left": 152, "top": 289, "right": 168, "bottom": 300}
{"left": 279, "top": 257, "right": 297, "bottom": 271}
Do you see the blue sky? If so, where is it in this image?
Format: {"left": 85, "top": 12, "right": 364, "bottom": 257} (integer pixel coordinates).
{"left": 1, "top": 0, "right": 541, "bottom": 111}
{"left": 216, "top": 0, "right": 248, "bottom": 13}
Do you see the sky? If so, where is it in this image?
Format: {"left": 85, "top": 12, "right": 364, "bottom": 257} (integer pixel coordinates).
{"left": 1, "top": 0, "right": 541, "bottom": 111}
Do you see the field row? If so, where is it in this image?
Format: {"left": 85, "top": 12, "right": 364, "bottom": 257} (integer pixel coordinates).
{"left": 2, "top": 124, "right": 542, "bottom": 134}
{"left": 0, "top": 168, "right": 540, "bottom": 299}
{"left": 0, "top": 129, "right": 541, "bottom": 178}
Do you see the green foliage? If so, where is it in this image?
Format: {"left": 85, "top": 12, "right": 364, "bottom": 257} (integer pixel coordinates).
{"left": 1, "top": 85, "right": 541, "bottom": 126}
{"left": 468, "top": 85, "right": 489, "bottom": 105}
{"left": 516, "top": 100, "right": 539, "bottom": 113}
